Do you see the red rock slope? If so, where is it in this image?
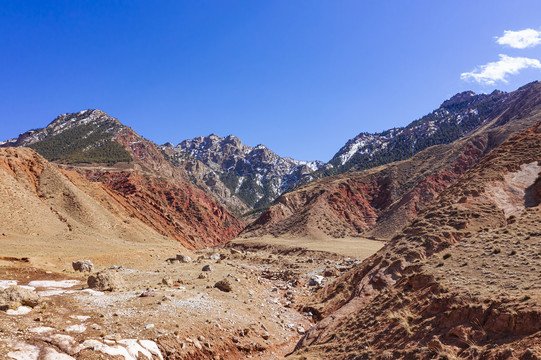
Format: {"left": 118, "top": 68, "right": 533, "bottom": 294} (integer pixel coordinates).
{"left": 294, "top": 123, "right": 541, "bottom": 359}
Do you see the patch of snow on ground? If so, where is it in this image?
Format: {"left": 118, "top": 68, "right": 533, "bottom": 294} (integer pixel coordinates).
{"left": 7, "top": 341, "right": 40, "bottom": 360}
{"left": 42, "top": 347, "right": 76, "bottom": 360}
{"left": 28, "top": 280, "right": 79, "bottom": 288}
{"left": 29, "top": 326, "right": 56, "bottom": 334}
{"left": 6, "top": 306, "right": 32, "bottom": 315}
{"left": 117, "top": 339, "right": 153, "bottom": 359}
{"left": 0, "top": 280, "right": 17, "bottom": 289}
{"left": 65, "top": 324, "right": 86, "bottom": 333}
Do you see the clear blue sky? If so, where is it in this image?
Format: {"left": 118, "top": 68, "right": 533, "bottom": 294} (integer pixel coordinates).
{"left": 2, "top": 1, "right": 541, "bottom": 162}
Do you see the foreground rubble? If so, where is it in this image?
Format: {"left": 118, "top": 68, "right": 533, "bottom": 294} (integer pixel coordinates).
{"left": 0, "top": 245, "right": 360, "bottom": 359}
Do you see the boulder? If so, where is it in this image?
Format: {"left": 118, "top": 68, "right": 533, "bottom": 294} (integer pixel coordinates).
{"left": 214, "top": 279, "right": 232, "bottom": 292}
{"left": 176, "top": 254, "right": 192, "bottom": 263}
{"left": 87, "top": 270, "right": 123, "bottom": 291}
{"left": 202, "top": 265, "right": 213, "bottom": 272}
{"left": 0, "top": 286, "right": 40, "bottom": 310}
{"left": 72, "top": 260, "right": 94, "bottom": 272}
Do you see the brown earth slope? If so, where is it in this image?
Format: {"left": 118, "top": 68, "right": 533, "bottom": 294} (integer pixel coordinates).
{"left": 0, "top": 147, "right": 242, "bottom": 257}
{"left": 242, "top": 82, "right": 541, "bottom": 241}
{"left": 292, "top": 122, "right": 541, "bottom": 359}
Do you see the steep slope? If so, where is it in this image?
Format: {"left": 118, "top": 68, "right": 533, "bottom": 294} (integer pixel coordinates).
{"left": 161, "top": 134, "right": 327, "bottom": 210}
{"left": 2, "top": 110, "right": 245, "bottom": 248}
{"left": 294, "top": 122, "right": 541, "bottom": 359}
{"left": 242, "top": 81, "right": 541, "bottom": 240}
{"left": 0, "top": 147, "right": 178, "bottom": 258}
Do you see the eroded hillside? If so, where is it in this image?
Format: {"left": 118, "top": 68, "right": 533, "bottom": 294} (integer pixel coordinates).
{"left": 292, "top": 122, "right": 541, "bottom": 359}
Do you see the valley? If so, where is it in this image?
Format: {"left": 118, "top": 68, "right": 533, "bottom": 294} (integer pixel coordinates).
{"left": 0, "top": 82, "right": 540, "bottom": 359}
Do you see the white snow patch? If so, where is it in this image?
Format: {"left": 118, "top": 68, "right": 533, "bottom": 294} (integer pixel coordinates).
{"left": 37, "top": 289, "right": 77, "bottom": 297}
{"left": 65, "top": 324, "right": 86, "bottom": 333}
{"left": 139, "top": 340, "right": 164, "bottom": 360}
{"left": 117, "top": 339, "right": 153, "bottom": 359}
{"left": 81, "top": 289, "right": 105, "bottom": 296}
{"left": 0, "top": 280, "right": 17, "bottom": 289}
{"left": 29, "top": 326, "right": 56, "bottom": 334}
{"left": 42, "top": 347, "right": 76, "bottom": 360}
{"left": 6, "top": 306, "right": 32, "bottom": 315}
{"left": 70, "top": 315, "right": 90, "bottom": 321}
{"left": 28, "top": 280, "right": 79, "bottom": 288}
{"left": 7, "top": 341, "right": 40, "bottom": 360}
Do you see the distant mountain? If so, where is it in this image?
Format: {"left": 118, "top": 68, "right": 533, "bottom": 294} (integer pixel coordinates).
{"left": 0, "top": 109, "right": 244, "bottom": 248}
{"left": 241, "top": 81, "right": 541, "bottom": 240}
{"left": 1, "top": 109, "right": 132, "bottom": 164}
{"left": 160, "top": 134, "right": 327, "bottom": 210}
{"left": 287, "top": 89, "right": 509, "bottom": 188}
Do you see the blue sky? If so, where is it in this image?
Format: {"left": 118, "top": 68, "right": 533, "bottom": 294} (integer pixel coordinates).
{"left": 2, "top": 1, "right": 541, "bottom": 161}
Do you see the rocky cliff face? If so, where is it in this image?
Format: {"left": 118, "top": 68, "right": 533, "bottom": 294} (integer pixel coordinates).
{"left": 242, "top": 81, "right": 541, "bottom": 240}
{"left": 293, "top": 121, "right": 541, "bottom": 360}
{"left": 161, "top": 134, "right": 327, "bottom": 210}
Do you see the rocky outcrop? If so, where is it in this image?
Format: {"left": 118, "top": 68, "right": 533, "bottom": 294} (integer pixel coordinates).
{"left": 161, "top": 134, "right": 327, "bottom": 210}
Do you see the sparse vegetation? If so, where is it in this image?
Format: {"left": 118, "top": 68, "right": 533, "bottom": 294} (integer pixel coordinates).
{"left": 29, "top": 121, "right": 132, "bottom": 164}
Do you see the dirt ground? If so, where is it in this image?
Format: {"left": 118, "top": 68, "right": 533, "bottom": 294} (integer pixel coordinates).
{"left": 0, "top": 235, "right": 382, "bottom": 359}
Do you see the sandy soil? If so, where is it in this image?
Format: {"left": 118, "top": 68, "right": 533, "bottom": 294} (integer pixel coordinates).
{"left": 0, "top": 237, "right": 380, "bottom": 359}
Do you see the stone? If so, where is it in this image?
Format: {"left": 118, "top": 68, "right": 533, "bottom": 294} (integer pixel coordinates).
{"left": 87, "top": 270, "right": 123, "bottom": 291}
{"left": 202, "top": 265, "right": 213, "bottom": 272}
{"left": 214, "top": 279, "right": 233, "bottom": 292}
{"left": 162, "top": 277, "right": 173, "bottom": 286}
{"left": 72, "top": 260, "right": 94, "bottom": 272}
{"left": 198, "top": 273, "right": 208, "bottom": 279}
{"left": 308, "top": 275, "right": 324, "bottom": 286}
{"left": 140, "top": 291, "right": 156, "bottom": 297}
{"left": 176, "top": 254, "right": 192, "bottom": 263}
{"left": 230, "top": 248, "right": 242, "bottom": 255}
{"left": 209, "top": 253, "right": 220, "bottom": 261}
{"left": 0, "top": 286, "right": 39, "bottom": 310}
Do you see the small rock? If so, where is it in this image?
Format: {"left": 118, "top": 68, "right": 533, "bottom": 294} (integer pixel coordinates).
{"left": 297, "top": 326, "right": 305, "bottom": 334}
{"left": 87, "top": 270, "right": 123, "bottom": 291}
{"left": 162, "top": 277, "right": 173, "bottom": 286}
{"left": 176, "top": 254, "right": 192, "bottom": 263}
{"left": 140, "top": 291, "right": 156, "bottom": 298}
{"left": 202, "top": 265, "right": 213, "bottom": 272}
{"left": 72, "top": 260, "right": 94, "bottom": 272}
{"left": 209, "top": 253, "right": 221, "bottom": 261}
{"left": 198, "top": 273, "right": 208, "bottom": 279}
{"left": 230, "top": 248, "right": 242, "bottom": 255}
{"left": 262, "top": 332, "right": 270, "bottom": 340}
{"left": 215, "top": 279, "right": 233, "bottom": 292}
{"left": 308, "top": 276, "right": 324, "bottom": 286}
{"left": 144, "top": 324, "right": 155, "bottom": 329}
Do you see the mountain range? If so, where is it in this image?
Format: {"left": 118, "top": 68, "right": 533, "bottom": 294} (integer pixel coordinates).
{"left": 1, "top": 81, "right": 540, "bottom": 359}
{"left": 3, "top": 83, "right": 537, "bottom": 222}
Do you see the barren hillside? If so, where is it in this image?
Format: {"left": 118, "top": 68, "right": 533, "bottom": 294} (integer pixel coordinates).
{"left": 292, "top": 122, "right": 541, "bottom": 359}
